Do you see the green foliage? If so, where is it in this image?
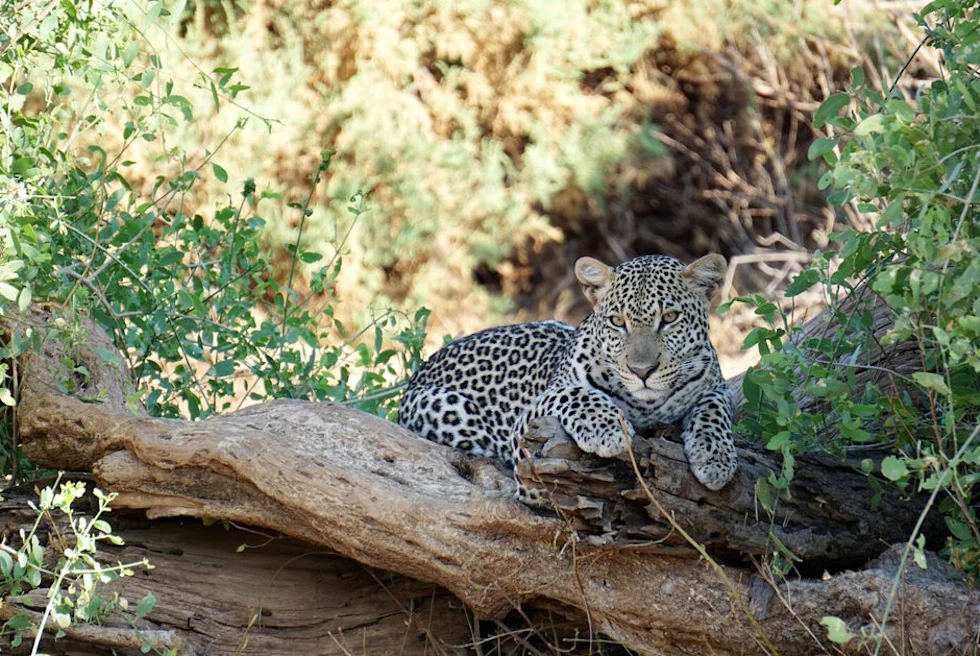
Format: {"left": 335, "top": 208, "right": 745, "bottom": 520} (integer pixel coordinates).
{"left": 819, "top": 616, "right": 856, "bottom": 645}
{"left": 48, "top": 146, "right": 429, "bottom": 420}
{"left": 733, "top": 0, "right": 980, "bottom": 582}
{"left": 1, "top": 0, "right": 430, "bottom": 487}
{"left": 0, "top": 0, "right": 137, "bottom": 476}
{"left": 0, "top": 478, "right": 161, "bottom": 652}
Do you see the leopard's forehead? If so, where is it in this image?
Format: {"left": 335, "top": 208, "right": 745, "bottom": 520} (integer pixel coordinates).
{"left": 615, "top": 255, "right": 684, "bottom": 279}
{"left": 607, "top": 255, "right": 693, "bottom": 318}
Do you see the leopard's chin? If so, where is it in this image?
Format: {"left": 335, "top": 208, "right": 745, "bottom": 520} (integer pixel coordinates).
{"left": 619, "top": 369, "right": 676, "bottom": 399}
{"left": 632, "top": 389, "right": 664, "bottom": 402}
{"left": 622, "top": 381, "right": 669, "bottom": 401}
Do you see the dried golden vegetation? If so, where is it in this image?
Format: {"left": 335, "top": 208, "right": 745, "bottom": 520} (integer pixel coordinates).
{"left": 114, "top": 0, "right": 920, "bottom": 358}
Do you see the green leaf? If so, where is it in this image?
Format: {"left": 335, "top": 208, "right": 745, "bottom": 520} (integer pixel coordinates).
{"left": 820, "top": 616, "right": 856, "bottom": 645}
{"left": 784, "top": 269, "right": 820, "bottom": 297}
{"left": 913, "top": 534, "right": 928, "bottom": 569}
{"left": 5, "top": 612, "right": 33, "bottom": 631}
{"left": 165, "top": 94, "right": 194, "bottom": 121}
{"left": 880, "top": 456, "right": 909, "bottom": 482}
{"left": 209, "top": 80, "right": 220, "bottom": 111}
{"left": 807, "top": 136, "right": 838, "bottom": 161}
{"left": 51, "top": 608, "right": 71, "bottom": 629}
{"left": 766, "top": 430, "right": 790, "bottom": 451}
{"left": 960, "top": 316, "right": 980, "bottom": 333}
{"left": 814, "top": 93, "right": 850, "bottom": 128}
{"left": 912, "top": 372, "right": 951, "bottom": 396}
{"left": 0, "top": 282, "right": 19, "bottom": 301}
{"left": 850, "top": 65, "right": 865, "bottom": 88}
{"left": 947, "top": 516, "right": 975, "bottom": 541}
{"left": 93, "top": 31, "right": 110, "bottom": 63}
{"left": 755, "top": 478, "right": 775, "bottom": 513}
{"left": 839, "top": 423, "right": 873, "bottom": 443}
{"left": 212, "top": 163, "right": 228, "bottom": 183}
{"left": 817, "top": 169, "right": 834, "bottom": 191}
{"left": 143, "top": 1, "right": 163, "bottom": 29}
{"left": 886, "top": 98, "right": 915, "bottom": 123}
{"left": 135, "top": 592, "right": 157, "bottom": 620}
{"left": 949, "top": 260, "right": 980, "bottom": 304}
{"left": 208, "top": 360, "right": 236, "bottom": 378}
{"left": 11, "top": 156, "right": 34, "bottom": 175}
{"left": 853, "top": 113, "right": 889, "bottom": 136}
{"left": 0, "top": 387, "right": 15, "bottom": 406}
{"left": 17, "top": 285, "right": 31, "bottom": 313}
{"left": 123, "top": 41, "right": 139, "bottom": 68}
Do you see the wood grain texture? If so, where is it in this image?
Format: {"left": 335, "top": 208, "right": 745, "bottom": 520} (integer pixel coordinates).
{"left": 0, "top": 497, "right": 471, "bottom": 655}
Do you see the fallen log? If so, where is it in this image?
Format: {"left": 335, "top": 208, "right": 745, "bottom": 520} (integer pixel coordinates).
{"left": 0, "top": 493, "right": 473, "bottom": 655}
{"left": 5, "top": 306, "right": 979, "bottom": 655}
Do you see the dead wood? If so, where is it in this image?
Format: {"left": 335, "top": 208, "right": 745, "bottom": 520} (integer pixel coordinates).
{"left": 6, "top": 305, "right": 980, "bottom": 656}
{"left": 0, "top": 491, "right": 472, "bottom": 655}
{"left": 516, "top": 415, "right": 942, "bottom": 570}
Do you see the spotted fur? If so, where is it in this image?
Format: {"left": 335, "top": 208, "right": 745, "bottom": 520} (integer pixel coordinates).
{"left": 398, "top": 254, "right": 738, "bottom": 501}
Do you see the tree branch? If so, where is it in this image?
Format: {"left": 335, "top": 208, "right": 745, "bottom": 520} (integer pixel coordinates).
{"left": 8, "top": 308, "right": 978, "bottom": 655}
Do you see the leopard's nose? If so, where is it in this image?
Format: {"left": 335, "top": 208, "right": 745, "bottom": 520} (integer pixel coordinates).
{"left": 629, "top": 363, "right": 658, "bottom": 380}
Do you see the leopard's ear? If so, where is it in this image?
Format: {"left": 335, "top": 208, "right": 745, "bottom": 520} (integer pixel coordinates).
{"left": 575, "top": 256, "right": 615, "bottom": 305}
{"left": 681, "top": 253, "right": 727, "bottom": 301}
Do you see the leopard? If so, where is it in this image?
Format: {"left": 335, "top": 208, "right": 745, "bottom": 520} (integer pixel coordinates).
{"left": 397, "top": 253, "right": 738, "bottom": 501}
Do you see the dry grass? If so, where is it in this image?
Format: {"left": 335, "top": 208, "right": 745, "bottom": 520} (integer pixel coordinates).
{"left": 86, "top": 0, "right": 925, "bottom": 364}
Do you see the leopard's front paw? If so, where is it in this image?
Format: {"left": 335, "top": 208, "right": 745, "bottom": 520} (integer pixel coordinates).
{"left": 569, "top": 415, "right": 634, "bottom": 458}
{"left": 685, "top": 433, "right": 738, "bottom": 491}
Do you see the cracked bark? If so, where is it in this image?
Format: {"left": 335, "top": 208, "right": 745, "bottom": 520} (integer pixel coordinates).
{"left": 0, "top": 495, "right": 471, "bottom": 655}
{"left": 5, "top": 305, "right": 979, "bottom": 655}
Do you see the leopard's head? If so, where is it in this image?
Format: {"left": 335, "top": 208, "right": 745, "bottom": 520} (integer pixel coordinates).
{"left": 575, "top": 253, "right": 726, "bottom": 401}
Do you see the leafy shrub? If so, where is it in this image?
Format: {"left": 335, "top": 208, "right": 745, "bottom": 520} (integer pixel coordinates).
{"left": 104, "top": 0, "right": 897, "bottom": 340}
{"left": 1, "top": 0, "right": 428, "bottom": 470}
{"left": 48, "top": 145, "right": 429, "bottom": 420}
{"left": 0, "top": 478, "right": 159, "bottom": 652}
{"left": 735, "top": 0, "right": 980, "bottom": 579}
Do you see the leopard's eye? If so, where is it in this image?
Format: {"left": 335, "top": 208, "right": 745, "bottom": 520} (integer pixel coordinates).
{"left": 608, "top": 315, "right": 627, "bottom": 330}
{"left": 661, "top": 310, "right": 679, "bottom": 325}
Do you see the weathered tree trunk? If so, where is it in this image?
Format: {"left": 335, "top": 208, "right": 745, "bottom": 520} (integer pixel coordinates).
{"left": 0, "top": 494, "right": 473, "bottom": 655}
{"left": 5, "top": 304, "right": 979, "bottom": 655}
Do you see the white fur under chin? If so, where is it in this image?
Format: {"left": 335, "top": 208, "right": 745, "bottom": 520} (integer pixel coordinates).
{"left": 620, "top": 371, "right": 674, "bottom": 399}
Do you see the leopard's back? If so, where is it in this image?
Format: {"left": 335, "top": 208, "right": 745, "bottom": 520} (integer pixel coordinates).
{"left": 397, "top": 320, "right": 573, "bottom": 461}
